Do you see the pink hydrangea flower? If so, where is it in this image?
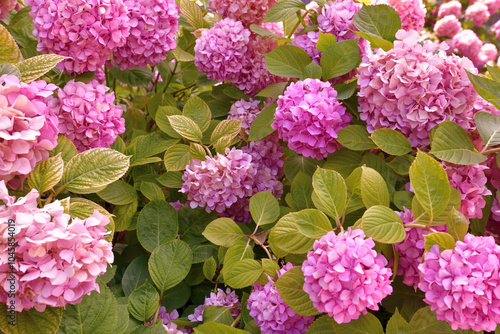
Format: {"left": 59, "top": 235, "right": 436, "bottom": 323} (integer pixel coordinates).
{"left": 441, "top": 162, "right": 491, "bottom": 220}
{"left": 302, "top": 228, "right": 393, "bottom": 324}
{"left": 318, "top": 0, "right": 361, "bottom": 41}
{"left": 358, "top": 30, "right": 484, "bottom": 147}
{"left": 54, "top": 80, "right": 125, "bottom": 152}
{"left": 418, "top": 234, "right": 500, "bottom": 332}
{"left": 475, "top": 43, "right": 498, "bottom": 68}
{"left": 433, "top": 15, "right": 461, "bottom": 38}
{"left": 272, "top": 79, "right": 352, "bottom": 160}
{"left": 0, "top": 0, "right": 20, "bottom": 20}
{"left": 227, "top": 98, "right": 262, "bottom": 135}
{"left": 494, "top": 20, "right": 500, "bottom": 39}
{"left": 377, "top": 0, "right": 426, "bottom": 31}
{"left": 465, "top": 2, "right": 490, "bottom": 27}
{"left": 453, "top": 29, "right": 483, "bottom": 61}
{"left": 0, "top": 75, "right": 58, "bottom": 189}
{"left": 208, "top": 0, "right": 277, "bottom": 27}
{"left": 188, "top": 288, "right": 240, "bottom": 322}
{"left": 146, "top": 307, "right": 190, "bottom": 334}
{"left": 480, "top": 0, "right": 500, "bottom": 15}
{"left": 438, "top": 0, "right": 462, "bottom": 18}
{"left": 248, "top": 263, "right": 315, "bottom": 334}
{"left": 292, "top": 30, "right": 321, "bottom": 65}
{"left": 26, "top": 0, "right": 130, "bottom": 74}
{"left": 0, "top": 181, "right": 114, "bottom": 311}
{"left": 112, "top": 0, "right": 179, "bottom": 70}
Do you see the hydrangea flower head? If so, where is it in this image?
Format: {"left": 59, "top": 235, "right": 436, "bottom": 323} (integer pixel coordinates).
{"left": 0, "top": 0, "right": 20, "bottom": 20}
{"left": 227, "top": 98, "right": 262, "bottom": 135}
{"left": 0, "top": 75, "right": 58, "bottom": 189}
{"left": 292, "top": 30, "right": 321, "bottom": 65}
{"left": 54, "top": 80, "right": 125, "bottom": 152}
{"left": 112, "top": 0, "right": 179, "bottom": 70}
{"left": 208, "top": 0, "right": 277, "bottom": 27}
{"left": 302, "top": 228, "right": 393, "bottom": 324}
{"left": 146, "top": 307, "right": 190, "bottom": 334}
{"left": 418, "top": 234, "right": 500, "bottom": 332}
{"left": 465, "top": 2, "right": 490, "bottom": 27}
{"left": 248, "top": 263, "right": 315, "bottom": 333}
{"left": 480, "top": 0, "right": 500, "bottom": 15}
{"left": 438, "top": 0, "right": 462, "bottom": 18}
{"left": 188, "top": 288, "right": 240, "bottom": 322}
{"left": 26, "top": 0, "right": 130, "bottom": 74}
{"left": 272, "top": 79, "right": 351, "bottom": 160}
{"left": 0, "top": 181, "right": 113, "bottom": 311}
{"left": 453, "top": 29, "right": 483, "bottom": 61}
{"left": 476, "top": 43, "right": 498, "bottom": 68}
{"left": 377, "top": 0, "right": 426, "bottom": 31}
{"left": 434, "top": 15, "right": 461, "bottom": 38}
{"left": 318, "top": 0, "right": 361, "bottom": 41}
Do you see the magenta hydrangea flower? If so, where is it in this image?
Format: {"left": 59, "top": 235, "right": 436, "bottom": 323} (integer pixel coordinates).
{"left": 26, "top": 0, "right": 130, "bottom": 74}
{"left": 227, "top": 98, "right": 262, "bottom": 135}
{"left": 0, "top": 0, "right": 20, "bottom": 20}
{"left": 208, "top": 0, "right": 277, "bottom": 27}
{"left": 395, "top": 208, "right": 447, "bottom": 289}
{"left": 188, "top": 288, "right": 240, "bottom": 322}
{"left": 54, "top": 80, "right": 125, "bottom": 153}
{"left": 302, "top": 228, "right": 393, "bottom": 324}
{"left": 465, "top": 2, "right": 490, "bottom": 27}
{"left": 438, "top": 0, "right": 462, "bottom": 18}
{"left": 146, "top": 307, "right": 190, "bottom": 334}
{"left": 453, "top": 29, "right": 483, "bottom": 61}
{"left": 378, "top": 0, "right": 426, "bottom": 31}
{"left": 112, "top": 0, "right": 179, "bottom": 70}
{"left": 418, "top": 234, "right": 500, "bottom": 332}
{"left": 248, "top": 263, "right": 315, "bottom": 334}
{"left": 318, "top": 0, "right": 361, "bottom": 41}
{"left": 358, "top": 30, "right": 484, "bottom": 147}
{"left": 0, "top": 75, "right": 58, "bottom": 189}
{"left": 0, "top": 181, "right": 113, "bottom": 311}
{"left": 434, "top": 15, "right": 461, "bottom": 38}
{"left": 272, "top": 79, "right": 351, "bottom": 160}
{"left": 441, "top": 162, "right": 491, "bottom": 220}
{"left": 292, "top": 30, "right": 321, "bottom": 65}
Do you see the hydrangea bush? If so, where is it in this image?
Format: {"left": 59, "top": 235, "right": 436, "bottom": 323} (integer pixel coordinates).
{"left": 3, "top": 0, "right": 500, "bottom": 333}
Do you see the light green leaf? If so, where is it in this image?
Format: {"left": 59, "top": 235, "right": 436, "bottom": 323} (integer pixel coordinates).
{"left": 447, "top": 208, "right": 469, "bottom": 242}
{"left": 475, "top": 111, "right": 500, "bottom": 148}
{"left": 203, "top": 306, "right": 234, "bottom": 326}
{"left": 183, "top": 96, "right": 212, "bottom": 132}
{"left": 256, "top": 82, "right": 288, "bottom": 99}
{"left": 360, "top": 166, "right": 390, "bottom": 208}
{"left": 50, "top": 135, "right": 77, "bottom": 165}
{"left": 172, "top": 45, "right": 195, "bottom": 62}
{"left": 466, "top": 71, "right": 500, "bottom": 110}
{"left": 361, "top": 205, "right": 406, "bottom": 244}
{"left": 248, "top": 103, "right": 277, "bottom": 141}
{"left": 167, "top": 115, "right": 203, "bottom": 142}
{"left": 274, "top": 267, "right": 320, "bottom": 317}
{"left": 424, "top": 232, "right": 456, "bottom": 252}
{"left": 354, "top": 31, "right": 394, "bottom": 51}
{"left": 370, "top": 129, "right": 411, "bottom": 156}
{"left": 388, "top": 155, "right": 414, "bottom": 176}
{"left": 179, "top": 0, "right": 205, "bottom": 29}
{"left": 250, "top": 191, "right": 280, "bottom": 226}
{"left": 16, "top": 54, "right": 67, "bottom": 83}
{"left": 28, "top": 153, "right": 64, "bottom": 193}
{"left": 0, "top": 305, "right": 62, "bottom": 334}
{"left": 302, "top": 61, "right": 323, "bottom": 80}
{"left": 316, "top": 32, "right": 336, "bottom": 52}
{"left": 128, "top": 283, "right": 160, "bottom": 322}
{"left": 203, "top": 256, "right": 217, "bottom": 280}
{"left": 139, "top": 181, "right": 165, "bottom": 201}
{"left": 291, "top": 171, "right": 313, "bottom": 210}
{"left": 202, "top": 218, "right": 246, "bottom": 247}
{"left": 323, "top": 148, "right": 363, "bottom": 178}
{"left": 0, "top": 64, "right": 20, "bottom": 77}
{"left": 312, "top": 167, "right": 347, "bottom": 220}
{"left": 262, "top": 259, "right": 280, "bottom": 280}
{"left": 223, "top": 240, "right": 255, "bottom": 269}
{"left": 97, "top": 180, "right": 138, "bottom": 205}
{"left": 122, "top": 254, "right": 153, "bottom": 297}
{"left": 148, "top": 239, "right": 193, "bottom": 292}
{"left": 263, "top": 0, "right": 305, "bottom": 22}
{"left": 132, "top": 132, "right": 179, "bottom": 161}
{"left": 164, "top": 144, "right": 192, "bottom": 171}
{"left": 334, "top": 80, "right": 357, "bottom": 100}
{"left": 225, "top": 259, "right": 263, "bottom": 289}
{"left": 335, "top": 312, "right": 384, "bottom": 334}
{"left": 386, "top": 309, "right": 414, "bottom": 334}
{"left": 264, "top": 45, "right": 312, "bottom": 78}
{"left": 320, "top": 39, "right": 360, "bottom": 80}
{"left": 409, "top": 307, "right": 450, "bottom": 334}
{"left": 137, "top": 200, "right": 178, "bottom": 252}
{"left": 210, "top": 119, "right": 242, "bottom": 145}
{"left": 412, "top": 187, "right": 461, "bottom": 227}
{"left": 158, "top": 171, "right": 184, "bottom": 188}
{"left": 155, "top": 106, "right": 182, "bottom": 138}
{"left": 113, "top": 200, "right": 138, "bottom": 231}
{"left": 194, "top": 322, "right": 250, "bottom": 334}
{"left": 109, "top": 66, "right": 153, "bottom": 86}
{"left": 353, "top": 4, "right": 401, "bottom": 43}
{"left": 336, "top": 125, "right": 377, "bottom": 151}
{"left": 0, "top": 25, "right": 23, "bottom": 64}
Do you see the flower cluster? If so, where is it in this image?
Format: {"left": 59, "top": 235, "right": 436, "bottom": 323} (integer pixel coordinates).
{"left": 0, "top": 75, "right": 58, "bottom": 189}
{"left": 248, "top": 262, "right": 315, "bottom": 334}
{"left": 188, "top": 288, "right": 240, "bottom": 322}
{"left": 302, "top": 228, "right": 393, "bottom": 324}
{"left": 433, "top": 15, "right": 461, "bottom": 38}
{"left": 318, "top": 0, "right": 361, "bottom": 41}
{"left": 358, "top": 30, "right": 484, "bottom": 147}
{"left": 465, "top": 2, "right": 490, "bottom": 27}
{"left": 376, "top": 0, "right": 426, "bottom": 32}
{"left": 208, "top": 0, "right": 277, "bottom": 27}
{"left": 146, "top": 307, "right": 189, "bottom": 334}
{"left": 54, "top": 80, "right": 125, "bottom": 152}
{"left": 272, "top": 79, "right": 351, "bottom": 160}
{"left": 438, "top": 1, "right": 461, "bottom": 18}
{"left": 112, "top": 0, "right": 179, "bottom": 70}
{"left": 0, "top": 181, "right": 113, "bottom": 311}
{"left": 0, "top": 0, "right": 20, "bottom": 20}
{"left": 418, "top": 234, "right": 500, "bottom": 332}
{"left": 227, "top": 98, "right": 262, "bottom": 136}
{"left": 291, "top": 30, "right": 321, "bottom": 65}
{"left": 26, "top": 0, "right": 130, "bottom": 74}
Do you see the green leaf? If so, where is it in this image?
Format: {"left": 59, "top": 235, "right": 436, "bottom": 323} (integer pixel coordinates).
{"left": 140, "top": 181, "right": 165, "bottom": 201}
{"left": 137, "top": 200, "right": 178, "bottom": 252}
{"left": 388, "top": 155, "right": 414, "bottom": 176}
{"left": 263, "top": 0, "right": 305, "bottom": 22}
{"left": 128, "top": 283, "right": 160, "bottom": 322}
{"left": 58, "top": 282, "right": 117, "bottom": 334}
{"left": 393, "top": 190, "right": 414, "bottom": 211}
{"left": 97, "top": 180, "right": 138, "bottom": 205}
{"left": 316, "top": 32, "right": 336, "bottom": 52}
{"left": 210, "top": 119, "right": 242, "bottom": 144}
{"left": 194, "top": 322, "right": 250, "bottom": 334}
{"left": 386, "top": 309, "right": 414, "bottom": 334}
{"left": 164, "top": 144, "right": 192, "bottom": 171}
{"left": 429, "top": 120, "right": 486, "bottom": 164}
{"left": 68, "top": 198, "right": 114, "bottom": 240}
{"left": 179, "top": 0, "right": 205, "bottom": 29}
{"left": 262, "top": 259, "right": 280, "bottom": 280}
{"left": 312, "top": 167, "right": 347, "bottom": 220}
{"left": 167, "top": 115, "right": 203, "bottom": 142}
{"left": 16, "top": 54, "right": 67, "bottom": 83}
{"left": 256, "top": 82, "right": 288, "bottom": 99}
{"left": 475, "top": 111, "right": 500, "bottom": 148}
{"left": 336, "top": 125, "right": 377, "bottom": 151}
{"left": 148, "top": 239, "right": 193, "bottom": 292}
{"left": 113, "top": 200, "right": 138, "bottom": 231}
{"left": 284, "top": 155, "right": 323, "bottom": 180}
{"left": 0, "top": 64, "right": 20, "bottom": 77}
{"left": 0, "top": 25, "right": 22, "bottom": 64}
{"left": 370, "top": 129, "right": 412, "bottom": 156}
{"left": 225, "top": 259, "right": 263, "bottom": 289}
{"left": 223, "top": 240, "right": 255, "bottom": 269}
{"left": 361, "top": 205, "right": 406, "bottom": 244}
{"left": 487, "top": 64, "right": 500, "bottom": 81}
{"left": 264, "top": 45, "right": 312, "bottom": 78}
{"left": 302, "top": 61, "right": 323, "bottom": 80}
{"left": 466, "top": 71, "right": 500, "bottom": 110}
{"left": 291, "top": 171, "right": 313, "bottom": 210}
{"left": 447, "top": 208, "right": 469, "bottom": 242}
{"left": 203, "top": 306, "right": 234, "bottom": 326}
{"left": 250, "top": 191, "right": 280, "bottom": 226}
{"left": 183, "top": 96, "right": 212, "bottom": 132}
{"left": 305, "top": 316, "right": 337, "bottom": 334}
{"left": 424, "top": 232, "right": 456, "bottom": 252}
{"left": 132, "top": 132, "right": 179, "bottom": 161}
{"left": 334, "top": 80, "right": 357, "bottom": 100}
{"left": 248, "top": 103, "right": 277, "bottom": 141}
{"left": 274, "top": 267, "right": 320, "bottom": 317}
{"left": 50, "top": 135, "right": 77, "bottom": 165}
{"left": 148, "top": 92, "right": 177, "bottom": 120}
{"left": 203, "top": 256, "right": 217, "bottom": 280}
{"left": 409, "top": 151, "right": 450, "bottom": 218}
{"left": 353, "top": 4, "right": 401, "bottom": 43}
{"left": 202, "top": 218, "right": 246, "bottom": 247}
{"left": 190, "top": 142, "right": 207, "bottom": 161}
{"left": 354, "top": 31, "right": 393, "bottom": 51}
{"left": 0, "top": 305, "right": 62, "bottom": 334}
{"left": 155, "top": 106, "right": 182, "bottom": 138}
{"left": 323, "top": 148, "right": 363, "bottom": 178}
{"left": 110, "top": 66, "right": 154, "bottom": 86}
{"left": 122, "top": 254, "right": 153, "bottom": 297}
{"left": 158, "top": 171, "right": 184, "bottom": 188}
{"left": 412, "top": 187, "right": 461, "bottom": 227}
{"left": 61, "top": 148, "right": 130, "bottom": 194}
{"left": 360, "top": 166, "right": 390, "bottom": 208}
{"left": 27, "top": 153, "right": 64, "bottom": 193}
{"left": 409, "top": 307, "right": 450, "bottom": 334}
{"left": 323, "top": 312, "right": 385, "bottom": 334}
{"left": 320, "top": 39, "right": 360, "bottom": 80}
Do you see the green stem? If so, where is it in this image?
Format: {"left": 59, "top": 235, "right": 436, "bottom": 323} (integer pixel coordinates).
{"left": 404, "top": 223, "right": 438, "bottom": 233}
{"left": 162, "top": 60, "right": 178, "bottom": 93}
{"left": 230, "top": 314, "right": 241, "bottom": 328}
{"left": 481, "top": 147, "right": 500, "bottom": 155}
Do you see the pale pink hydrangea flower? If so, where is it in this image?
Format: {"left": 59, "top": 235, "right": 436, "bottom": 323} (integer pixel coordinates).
{"left": 0, "top": 181, "right": 113, "bottom": 311}
{"left": 475, "top": 43, "right": 498, "bottom": 68}
{"left": 54, "top": 80, "right": 125, "bottom": 152}
{"left": 377, "top": 0, "right": 426, "bottom": 31}
{"left": 418, "top": 234, "right": 500, "bottom": 332}
{"left": 0, "top": 75, "right": 58, "bottom": 189}
{"left": 227, "top": 99, "right": 262, "bottom": 136}
{"left": 208, "top": 0, "right": 277, "bottom": 27}
{"left": 494, "top": 19, "right": 500, "bottom": 39}
{"left": 438, "top": 0, "right": 462, "bottom": 18}
{"left": 26, "top": 0, "right": 130, "bottom": 74}
{"left": 358, "top": 30, "right": 484, "bottom": 147}
{"left": 248, "top": 263, "right": 315, "bottom": 334}
{"left": 272, "top": 79, "right": 352, "bottom": 160}
{"left": 302, "top": 228, "right": 393, "bottom": 324}
{"left": 465, "top": 2, "right": 490, "bottom": 27}
{"left": 453, "top": 29, "right": 483, "bottom": 61}
{"left": 433, "top": 15, "right": 461, "bottom": 37}
{"left": 260, "top": 22, "right": 284, "bottom": 36}
{"left": 188, "top": 288, "right": 240, "bottom": 322}
{"left": 479, "top": 0, "right": 500, "bottom": 15}
{"left": 112, "top": 0, "right": 179, "bottom": 70}
{"left": 0, "top": 0, "right": 20, "bottom": 20}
